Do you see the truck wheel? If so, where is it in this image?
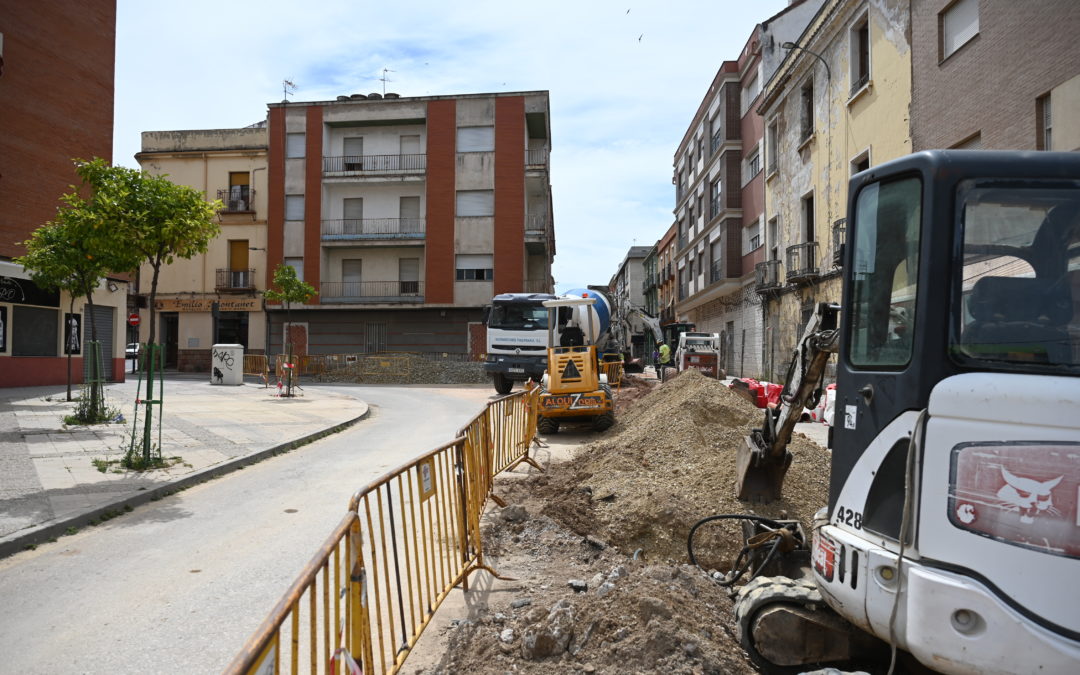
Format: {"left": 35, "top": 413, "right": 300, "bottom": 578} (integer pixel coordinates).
{"left": 592, "top": 412, "right": 614, "bottom": 432}
{"left": 493, "top": 372, "right": 513, "bottom": 395}
{"left": 537, "top": 416, "right": 559, "bottom": 435}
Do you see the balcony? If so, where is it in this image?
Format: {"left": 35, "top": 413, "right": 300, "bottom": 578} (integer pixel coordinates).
{"left": 710, "top": 261, "right": 722, "bottom": 284}
{"left": 216, "top": 268, "right": 256, "bottom": 292}
{"left": 526, "top": 148, "right": 549, "bottom": 168}
{"left": 323, "top": 154, "right": 426, "bottom": 176}
{"left": 321, "top": 219, "right": 425, "bottom": 241}
{"left": 832, "top": 218, "right": 846, "bottom": 267}
{"left": 320, "top": 281, "right": 425, "bottom": 304}
{"left": 677, "top": 234, "right": 688, "bottom": 251}
{"left": 217, "top": 187, "right": 254, "bottom": 212}
{"left": 523, "top": 278, "right": 551, "bottom": 293}
{"left": 755, "top": 260, "right": 782, "bottom": 293}
{"left": 785, "top": 242, "right": 820, "bottom": 283}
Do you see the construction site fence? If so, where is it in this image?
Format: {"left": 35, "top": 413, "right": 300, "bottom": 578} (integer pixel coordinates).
{"left": 227, "top": 385, "right": 541, "bottom": 675}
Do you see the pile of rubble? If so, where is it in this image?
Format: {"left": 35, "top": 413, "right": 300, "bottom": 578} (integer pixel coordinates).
{"left": 410, "top": 370, "right": 832, "bottom": 674}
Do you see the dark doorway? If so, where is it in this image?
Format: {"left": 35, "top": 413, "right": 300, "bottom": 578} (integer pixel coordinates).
{"left": 161, "top": 313, "right": 179, "bottom": 369}
{"left": 216, "top": 311, "right": 249, "bottom": 348}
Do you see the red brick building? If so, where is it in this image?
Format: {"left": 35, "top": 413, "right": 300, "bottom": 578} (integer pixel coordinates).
{"left": 263, "top": 91, "right": 554, "bottom": 358}
{"left": 0, "top": 1, "right": 124, "bottom": 386}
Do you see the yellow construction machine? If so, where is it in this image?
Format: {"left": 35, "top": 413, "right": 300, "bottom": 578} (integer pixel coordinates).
{"left": 535, "top": 294, "right": 615, "bottom": 434}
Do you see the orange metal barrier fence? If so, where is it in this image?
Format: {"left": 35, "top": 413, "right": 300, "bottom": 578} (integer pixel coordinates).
{"left": 228, "top": 386, "right": 540, "bottom": 674}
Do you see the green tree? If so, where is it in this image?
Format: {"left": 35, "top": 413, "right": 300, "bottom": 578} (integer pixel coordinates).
{"left": 72, "top": 159, "right": 221, "bottom": 462}
{"left": 264, "top": 263, "right": 316, "bottom": 396}
{"left": 16, "top": 212, "right": 115, "bottom": 408}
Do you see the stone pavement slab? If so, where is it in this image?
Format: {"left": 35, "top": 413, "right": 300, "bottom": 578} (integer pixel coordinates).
{"left": 0, "top": 375, "right": 368, "bottom": 558}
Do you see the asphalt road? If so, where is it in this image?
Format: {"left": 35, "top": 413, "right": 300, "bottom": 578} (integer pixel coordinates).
{"left": 0, "top": 383, "right": 496, "bottom": 674}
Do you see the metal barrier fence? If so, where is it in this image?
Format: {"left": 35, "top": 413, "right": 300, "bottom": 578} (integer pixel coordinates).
{"left": 228, "top": 386, "right": 540, "bottom": 674}
{"left": 244, "top": 354, "right": 270, "bottom": 385}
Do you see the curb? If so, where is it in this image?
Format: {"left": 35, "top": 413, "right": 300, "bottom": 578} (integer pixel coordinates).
{"left": 0, "top": 404, "right": 370, "bottom": 560}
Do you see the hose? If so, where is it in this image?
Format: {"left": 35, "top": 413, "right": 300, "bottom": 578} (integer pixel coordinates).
{"left": 686, "top": 514, "right": 800, "bottom": 588}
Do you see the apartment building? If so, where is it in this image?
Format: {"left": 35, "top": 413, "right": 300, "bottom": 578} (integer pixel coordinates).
{"left": 910, "top": 0, "right": 1080, "bottom": 151}
{"left": 608, "top": 245, "right": 651, "bottom": 359}
{"left": 135, "top": 126, "right": 269, "bottom": 371}
{"left": 642, "top": 244, "right": 659, "bottom": 319}
{"left": 672, "top": 0, "right": 823, "bottom": 380}
{"left": 265, "top": 91, "right": 553, "bottom": 359}
{"left": 0, "top": 0, "right": 127, "bottom": 387}
{"left": 657, "top": 223, "right": 678, "bottom": 325}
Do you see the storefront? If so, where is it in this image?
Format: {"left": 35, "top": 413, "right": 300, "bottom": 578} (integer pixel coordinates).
{"left": 143, "top": 296, "right": 265, "bottom": 371}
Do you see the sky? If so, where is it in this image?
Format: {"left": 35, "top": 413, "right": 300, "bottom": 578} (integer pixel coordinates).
{"left": 113, "top": 0, "right": 791, "bottom": 292}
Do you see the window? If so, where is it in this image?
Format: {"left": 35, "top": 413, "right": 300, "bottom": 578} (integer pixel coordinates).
{"left": 710, "top": 241, "right": 723, "bottom": 282}
{"left": 343, "top": 197, "right": 363, "bottom": 225}
{"left": 342, "top": 259, "right": 362, "bottom": 292}
{"left": 456, "top": 254, "right": 493, "bottom": 281}
{"left": 456, "top": 190, "right": 494, "bottom": 217}
{"left": 745, "top": 220, "right": 762, "bottom": 253}
{"left": 800, "top": 79, "right": 815, "bottom": 141}
{"left": 400, "top": 134, "right": 421, "bottom": 155}
{"left": 286, "top": 133, "right": 306, "bottom": 159}
{"left": 850, "top": 14, "right": 870, "bottom": 95}
{"left": 456, "top": 126, "right": 494, "bottom": 152}
{"left": 285, "top": 194, "right": 304, "bottom": 221}
{"left": 940, "top": 0, "right": 979, "bottom": 60}
{"left": 696, "top": 195, "right": 704, "bottom": 223}
{"left": 742, "top": 71, "right": 761, "bottom": 115}
{"left": 802, "top": 193, "right": 816, "bottom": 242}
{"left": 13, "top": 306, "right": 58, "bottom": 356}
{"left": 955, "top": 180, "right": 1080, "bottom": 371}
{"left": 399, "top": 258, "right": 420, "bottom": 294}
{"left": 710, "top": 117, "right": 722, "bottom": 154}
{"left": 710, "top": 179, "right": 721, "bottom": 218}
{"left": 227, "top": 172, "right": 251, "bottom": 211}
{"left": 747, "top": 149, "right": 761, "bottom": 182}
{"left": 399, "top": 196, "right": 421, "bottom": 232}
{"left": 766, "top": 119, "right": 779, "bottom": 174}
{"left": 343, "top": 137, "right": 364, "bottom": 170}
{"left": 851, "top": 151, "right": 870, "bottom": 175}
{"left": 1037, "top": 93, "right": 1052, "bottom": 151}
{"left": 285, "top": 257, "right": 304, "bottom": 281}
{"left": 768, "top": 216, "right": 779, "bottom": 260}
{"left": 698, "top": 137, "right": 705, "bottom": 163}
{"left": 849, "top": 177, "right": 922, "bottom": 368}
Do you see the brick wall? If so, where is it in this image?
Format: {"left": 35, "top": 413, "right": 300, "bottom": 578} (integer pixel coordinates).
{"left": 425, "top": 100, "right": 456, "bottom": 303}
{"left": 0, "top": 0, "right": 116, "bottom": 259}
{"left": 911, "top": 0, "right": 1080, "bottom": 150}
{"left": 494, "top": 96, "right": 525, "bottom": 294}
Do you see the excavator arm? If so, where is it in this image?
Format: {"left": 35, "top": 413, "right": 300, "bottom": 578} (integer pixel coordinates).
{"left": 735, "top": 302, "right": 839, "bottom": 502}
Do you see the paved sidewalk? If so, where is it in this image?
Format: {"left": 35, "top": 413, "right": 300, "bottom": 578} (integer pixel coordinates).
{"left": 0, "top": 374, "right": 368, "bottom": 558}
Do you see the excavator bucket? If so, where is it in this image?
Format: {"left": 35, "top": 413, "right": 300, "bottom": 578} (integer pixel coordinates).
{"left": 735, "top": 434, "right": 793, "bottom": 503}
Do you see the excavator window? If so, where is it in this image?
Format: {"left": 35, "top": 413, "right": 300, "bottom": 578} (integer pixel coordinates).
{"left": 849, "top": 175, "right": 923, "bottom": 368}
{"left": 956, "top": 181, "right": 1080, "bottom": 371}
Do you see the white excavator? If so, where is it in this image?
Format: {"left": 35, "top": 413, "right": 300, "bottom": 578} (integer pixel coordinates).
{"left": 724, "top": 150, "right": 1080, "bottom": 674}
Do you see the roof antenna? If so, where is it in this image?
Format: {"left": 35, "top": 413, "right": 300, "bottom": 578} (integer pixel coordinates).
{"left": 379, "top": 68, "right": 395, "bottom": 95}
{"left": 282, "top": 78, "right": 297, "bottom": 101}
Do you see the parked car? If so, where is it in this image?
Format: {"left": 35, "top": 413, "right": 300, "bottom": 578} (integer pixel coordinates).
{"left": 125, "top": 343, "right": 141, "bottom": 359}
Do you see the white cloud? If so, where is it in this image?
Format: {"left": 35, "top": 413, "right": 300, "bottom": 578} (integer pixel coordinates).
{"left": 114, "top": 0, "right": 789, "bottom": 291}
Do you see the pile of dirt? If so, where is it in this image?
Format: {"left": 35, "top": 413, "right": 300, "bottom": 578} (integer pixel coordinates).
{"left": 411, "top": 369, "right": 832, "bottom": 674}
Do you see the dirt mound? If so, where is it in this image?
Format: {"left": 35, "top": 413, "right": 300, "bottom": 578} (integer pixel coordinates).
{"left": 410, "top": 369, "right": 832, "bottom": 674}
{"left": 527, "top": 369, "right": 830, "bottom": 566}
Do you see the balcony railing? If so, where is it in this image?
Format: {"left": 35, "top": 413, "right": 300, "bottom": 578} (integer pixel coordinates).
{"left": 525, "top": 214, "right": 549, "bottom": 236}
{"left": 678, "top": 284, "right": 689, "bottom": 301}
{"left": 320, "top": 281, "right": 424, "bottom": 303}
{"left": 217, "top": 187, "right": 254, "bottom": 212}
{"left": 321, "top": 218, "right": 425, "bottom": 240}
{"left": 526, "top": 148, "right": 549, "bottom": 166}
{"left": 216, "top": 268, "right": 256, "bottom": 292}
{"left": 851, "top": 72, "right": 870, "bottom": 97}
{"left": 832, "top": 218, "right": 846, "bottom": 267}
{"left": 710, "top": 132, "right": 722, "bottom": 155}
{"left": 785, "top": 241, "right": 820, "bottom": 282}
{"left": 323, "top": 154, "right": 426, "bottom": 174}
{"left": 523, "top": 279, "right": 551, "bottom": 293}
{"left": 677, "top": 235, "right": 688, "bottom": 251}
{"left": 755, "top": 260, "right": 782, "bottom": 292}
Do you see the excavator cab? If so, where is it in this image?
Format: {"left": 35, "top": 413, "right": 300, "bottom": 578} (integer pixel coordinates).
{"left": 535, "top": 296, "right": 615, "bottom": 434}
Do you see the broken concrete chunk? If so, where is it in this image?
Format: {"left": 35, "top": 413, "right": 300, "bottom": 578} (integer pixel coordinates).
{"left": 568, "top": 579, "right": 588, "bottom": 593}
{"left": 520, "top": 604, "right": 575, "bottom": 660}
{"left": 607, "top": 565, "right": 627, "bottom": 581}
{"left": 511, "top": 597, "right": 532, "bottom": 609}
{"left": 499, "top": 628, "right": 515, "bottom": 643}
{"left": 596, "top": 581, "right": 616, "bottom": 597}
{"left": 501, "top": 504, "right": 528, "bottom": 523}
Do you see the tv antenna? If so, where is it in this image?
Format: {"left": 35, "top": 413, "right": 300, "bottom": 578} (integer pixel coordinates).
{"left": 282, "top": 78, "right": 297, "bottom": 101}
{"left": 379, "top": 68, "right": 395, "bottom": 95}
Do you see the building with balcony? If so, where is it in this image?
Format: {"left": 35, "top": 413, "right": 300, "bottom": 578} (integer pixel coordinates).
{"left": 265, "top": 91, "right": 553, "bottom": 358}
{"left": 657, "top": 223, "right": 678, "bottom": 325}
{"left": 642, "top": 244, "right": 659, "bottom": 318}
{"left": 757, "top": 0, "right": 911, "bottom": 380}
{"left": 0, "top": 0, "right": 129, "bottom": 387}
{"left": 135, "top": 126, "right": 270, "bottom": 371}
{"left": 607, "top": 245, "right": 651, "bottom": 359}
{"left": 910, "top": 0, "right": 1080, "bottom": 152}
{"left": 671, "top": 0, "right": 822, "bottom": 379}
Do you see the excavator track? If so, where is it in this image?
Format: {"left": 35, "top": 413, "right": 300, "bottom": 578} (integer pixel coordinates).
{"left": 734, "top": 576, "right": 882, "bottom": 674}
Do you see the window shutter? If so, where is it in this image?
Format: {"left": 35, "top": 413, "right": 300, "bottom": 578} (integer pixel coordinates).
{"left": 457, "top": 126, "right": 495, "bottom": 152}
{"left": 286, "top": 133, "right": 306, "bottom": 159}
{"left": 456, "top": 190, "right": 494, "bottom": 217}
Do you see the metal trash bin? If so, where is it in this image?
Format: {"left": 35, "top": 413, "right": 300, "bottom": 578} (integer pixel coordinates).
{"left": 211, "top": 344, "right": 244, "bottom": 385}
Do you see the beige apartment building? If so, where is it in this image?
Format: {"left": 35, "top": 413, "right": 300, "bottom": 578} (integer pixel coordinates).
{"left": 136, "top": 125, "right": 269, "bottom": 371}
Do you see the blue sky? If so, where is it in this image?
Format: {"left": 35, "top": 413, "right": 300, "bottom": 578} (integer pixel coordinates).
{"left": 113, "top": 0, "right": 790, "bottom": 291}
